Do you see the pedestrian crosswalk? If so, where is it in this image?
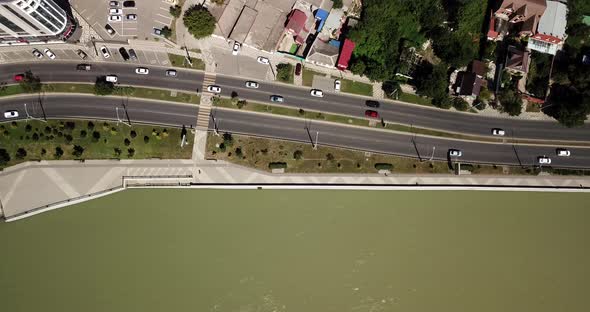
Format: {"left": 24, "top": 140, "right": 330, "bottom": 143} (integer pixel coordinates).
{"left": 196, "top": 72, "right": 217, "bottom": 131}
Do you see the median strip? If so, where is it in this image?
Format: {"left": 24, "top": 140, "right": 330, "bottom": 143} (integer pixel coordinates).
{"left": 0, "top": 83, "right": 200, "bottom": 104}
{"left": 211, "top": 97, "right": 590, "bottom": 147}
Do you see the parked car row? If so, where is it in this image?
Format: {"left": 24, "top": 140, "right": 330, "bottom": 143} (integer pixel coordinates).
{"left": 108, "top": 1, "right": 136, "bottom": 23}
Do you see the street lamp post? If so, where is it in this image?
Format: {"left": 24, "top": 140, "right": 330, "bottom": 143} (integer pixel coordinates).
{"left": 210, "top": 112, "right": 220, "bottom": 136}
{"left": 24, "top": 103, "right": 47, "bottom": 123}
{"left": 313, "top": 131, "right": 319, "bottom": 150}
{"left": 429, "top": 146, "right": 436, "bottom": 161}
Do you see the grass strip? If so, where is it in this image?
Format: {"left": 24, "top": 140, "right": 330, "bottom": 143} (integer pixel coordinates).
{"left": 0, "top": 119, "right": 193, "bottom": 169}
{"left": 168, "top": 53, "right": 206, "bottom": 70}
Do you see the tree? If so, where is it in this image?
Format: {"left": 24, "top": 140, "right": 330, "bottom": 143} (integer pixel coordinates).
{"left": 114, "top": 147, "right": 122, "bottom": 157}
{"left": 127, "top": 148, "right": 135, "bottom": 158}
{"left": 544, "top": 85, "right": 590, "bottom": 127}
{"left": 382, "top": 80, "right": 401, "bottom": 99}
{"left": 54, "top": 146, "right": 64, "bottom": 159}
{"left": 169, "top": 5, "right": 182, "bottom": 18}
{"left": 130, "top": 130, "right": 137, "bottom": 138}
{"left": 332, "top": 0, "right": 343, "bottom": 9}
{"left": 235, "top": 147, "right": 243, "bottom": 158}
{"left": 160, "top": 26, "right": 173, "bottom": 38}
{"left": 414, "top": 62, "right": 450, "bottom": 107}
{"left": 452, "top": 97, "right": 470, "bottom": 111}
{"left": 183, "top": 5, "right": 215, "bottom": 39}
{"left": 80, "top": 130, "right": 87, "bottom": 138}
{"left": 293, "top": 150, "right": 303, "bottom": 160}
{"left": 72, "top": 145, "right": 85, "bottom": 157}
{"left": 92, "top": 131, "right": 101, "bottom": 142}
{"left": 0, "top": 148, "right": 10, "bottom": 166}
{"left": 19, "top": 70, "right": 42, "bottom": 93}
{"left": 15, "top": 147, "right": 27, "bottom": 159}
{"left": 124, "top": 138, "right": 131, "bottom": 146}
{"left": 223, "top": 132, "right": 233, "bottom": 146}
{"left": 276, "top": 63, "right": 293, "bottom": 82}
{"left": 498, "top": 89, "right": 523, "bottom": 116}
{"left": 94, "top": 77, "right": 115, "bottom": 95}
{"left": 144, "top": 135, "right": 150, "bottom": 143}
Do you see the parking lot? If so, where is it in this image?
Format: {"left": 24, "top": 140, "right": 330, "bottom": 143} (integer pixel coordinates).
{"left": 72, "top": 0, "right": 174, "bottom": 42}
{"left": 0, "top": 44, "right": 170, "bottom": 68}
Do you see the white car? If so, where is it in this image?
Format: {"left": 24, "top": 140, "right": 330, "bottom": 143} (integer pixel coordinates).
{"left": 270, "top": 95, "right": 284, "bottom": 102}
{"left": 165, "top": 69, "right": 177, "bottom": 77}
{"left": 109, "top": 1, "right": 118, "bottom": 6}
{"left": 135, "top": 67, "right": 149, "bottom": 75}
{"left": 4, "top": 110, "right": 19, "bottom": 118}
{"left": 257, "top": 56, "right": 269, "bottom": 64}
{"left": 109, "top": 8, "right": 121, "bottom": 14}
{"left": 491, "top": 128, "right": 505, "bottom": 136}
{"left": 310, "top": 89, "right": 324, "bottom": 97}
{"left": 207, "top": 85, "right": 222, "bottom": 93}
{"left": 43, "top": 48, "right": 56, "bottom": 59}
{"left": 538, "top": 156, "right": 552, "bottom": 164}
{"left": 334, "top": 79, "right": 341, "bottom": 92}
{"left": 100, "top": 46, "right": 110, "bottom": 58}
{"left": 245, "top": 81, "right": 259, "bottom": 89}
{"left": 108, "top": 15, "right": 122, "bottom": 22}
{"left": 232, "top": 42, "right": 241, "bottom": 55}
{"left": 126, "top": 14, "right": 137, "bottom": 20}
{"left": 556, "top": 149, "right": 571, "bottom": 157}
{"left": 448, "top": 149, "right": 462, "bottom": 157}
{"left": 105, "top": 75, "right": 118, "bottom": 83}
{"left": 32, "top": 49, "right": 43, "bottom": 58}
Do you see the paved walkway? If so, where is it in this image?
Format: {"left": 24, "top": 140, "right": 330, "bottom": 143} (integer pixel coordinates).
{"left": 1, "top": 158, "right": 589, "bottom": 220}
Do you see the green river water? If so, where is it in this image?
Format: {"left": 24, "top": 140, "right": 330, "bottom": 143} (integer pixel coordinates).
{"left": 0, "top": 189, "right": 589, "bottom": 311}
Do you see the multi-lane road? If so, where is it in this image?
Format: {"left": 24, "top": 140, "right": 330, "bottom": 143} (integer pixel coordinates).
{"left": 1, "top": 61, "right": 589, "bottom": 142}
{"left": 2, "top": 94, "right": 590, "bottom": 168}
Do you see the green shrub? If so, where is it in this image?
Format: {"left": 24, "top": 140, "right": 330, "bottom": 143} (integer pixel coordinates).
{"left": 374, "top": 163, "right": 393, "bottom": 170}
{"left": 268, "top": 162, "right": 287, "bottom": 169}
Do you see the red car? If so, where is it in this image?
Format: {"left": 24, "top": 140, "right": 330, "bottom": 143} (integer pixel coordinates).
{"left": 13, "top": 74, "right": 24, "bottom": 82}
{"left": 365, "top": 110, "right": 379, "bottom": 118}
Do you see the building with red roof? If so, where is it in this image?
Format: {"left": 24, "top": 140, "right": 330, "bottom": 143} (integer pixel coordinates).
{"left": 337, "top": 39, "right": 355, "bottom": 70}
{"left": 285, "top": 9, "right": 308, "bottom": 36}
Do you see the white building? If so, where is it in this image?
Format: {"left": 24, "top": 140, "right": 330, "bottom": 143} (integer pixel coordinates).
{"left": 0, "top": 0, "right": 68, "bottom": 40}
{"left": 527, "top": 0, "right": 568, "bottom": 55}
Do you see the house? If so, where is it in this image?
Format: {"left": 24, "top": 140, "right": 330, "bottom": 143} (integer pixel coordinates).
{"left": 487, "top": 0, "right": 547, "bottom": 41}
{"left": 337, "top": 38, "right": 355, "bottom": 70}
{"left": 455, "top": 60, "right": 487, "bottom": 98}
{"left": 285, "top": 9, "right": 308, "bottom": 37}
{"left": 527, "top": 0, "right": 568, "bottom": 55}
{"left": 306, "top": 39, "right": 340, "bottom": 68}
{"left": 505, "top": 45, "right": 530, "bottom": 75}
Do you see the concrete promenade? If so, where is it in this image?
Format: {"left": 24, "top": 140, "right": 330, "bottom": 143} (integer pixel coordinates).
{"left": 1, "top": 158, "right": 589, "bottom": 221}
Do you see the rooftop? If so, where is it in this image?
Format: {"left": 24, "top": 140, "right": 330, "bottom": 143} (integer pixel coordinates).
{"left": 536, "top": 0, "right": 567, "bottom": 39}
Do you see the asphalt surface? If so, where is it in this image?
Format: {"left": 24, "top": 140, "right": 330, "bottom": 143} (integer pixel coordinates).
{"left": 1, "top": 61, "right": 589, "bottom": 142}
{"left": 1, "top": 94, "right": 589, "bottom": 168}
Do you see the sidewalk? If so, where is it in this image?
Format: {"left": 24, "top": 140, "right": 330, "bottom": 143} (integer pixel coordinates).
{"left": 1, "top": 159, "right": 589, "bottom": 220}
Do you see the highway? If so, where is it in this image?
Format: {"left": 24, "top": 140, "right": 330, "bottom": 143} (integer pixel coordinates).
{"left": 1, "top": 94, "right": 590, "bottom": 168}
{"left": 1, "top": 61, "right": 589, "bottom": 142}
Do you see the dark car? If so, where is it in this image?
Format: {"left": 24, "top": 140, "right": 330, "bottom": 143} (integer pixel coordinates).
{"left": 105, "top": 24, "right": 115, "bottom": 35}
{"left": 128, "top": 48, "right": 137, "bottom": 60}
{"left": 295, "top": 63, "right": 302, "bottom": 76}
{"left": 365, "top": 100, "right": 380, "bottom": 108}
{"left": 119, "top": 47, "right": 130, "bottom": 61}
{"left": 76, "top": 64, "right": 91, "bottom": 71}
{"left": 365, "top": 110, "right": 379, "bottom": 119}
{"left": 123, "top": 0, "right": 135, "bottom": 7}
